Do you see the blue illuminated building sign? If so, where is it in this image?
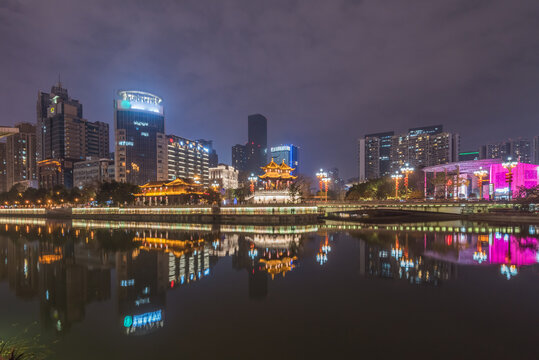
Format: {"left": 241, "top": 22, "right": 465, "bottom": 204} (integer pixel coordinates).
{"left": 124, "top": 310, "right": 162, "bottom": 329}
{"left": 270, "top": 144, "right": 299, "bottom": 174}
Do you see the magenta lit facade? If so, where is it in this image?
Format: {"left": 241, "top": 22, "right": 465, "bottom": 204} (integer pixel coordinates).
{"left": 423, "top": 160, "right": 539, "bottom": 200}
{"left": 489, "top": 162, "right": 539, "bottom": 199}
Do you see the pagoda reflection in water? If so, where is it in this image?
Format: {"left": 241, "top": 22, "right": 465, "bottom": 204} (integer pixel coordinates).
{"left": 2, "top": 219, "right": 539, "bottom": 339}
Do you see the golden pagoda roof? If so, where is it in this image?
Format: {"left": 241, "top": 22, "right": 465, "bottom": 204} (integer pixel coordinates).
{"left": 165, "top": 178, "right": 204, "bottom": 187}
{"left": 259, "top": 158, "right": 297, "bottom": 180}
{"left": 278, "top": 159, "right": 295, "bottom": 172}
{"left": 259, "top": 172, "right": 297, "bottom": 179}
{"left": 140, "top": 181, "right": 167, "bottom": 189}
{"left": 261, "top": 158, "right": 280, "bottom": 170}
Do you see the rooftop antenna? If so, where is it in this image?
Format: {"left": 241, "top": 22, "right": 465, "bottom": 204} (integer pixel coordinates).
{"left": 57, "top": 73, "right": 62, "bottom": 88}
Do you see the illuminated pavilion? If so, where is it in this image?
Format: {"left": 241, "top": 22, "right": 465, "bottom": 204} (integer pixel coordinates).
{"left": 248, "top": 159, "right": 299, "bottom": 204}
{"left": 259, "top": 158, "right": 297, "bottom": 190}
{"left": 135, "top": 178, "right": 205, "bottom": 206}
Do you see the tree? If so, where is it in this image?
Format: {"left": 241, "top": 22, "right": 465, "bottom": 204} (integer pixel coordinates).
{"left": 231, "top": 187, "right": 248, "bottom": 204}
{"left": 204, "top": 188, "right": 221, "bottom": 205}
{"left": 96, "top": 181, "right": 139, "bottom": 206}
{"left": 346, "top": 177, "right": 393, "bottom": 200}
{"left": 289, "top": 175, "right": 312, "bottom": 202}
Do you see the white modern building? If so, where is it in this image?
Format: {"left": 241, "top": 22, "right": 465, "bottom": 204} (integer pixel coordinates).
{"left": 209, "top": 164, "right": 239, "bottom": 190}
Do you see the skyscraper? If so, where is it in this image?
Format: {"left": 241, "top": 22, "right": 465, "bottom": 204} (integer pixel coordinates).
{"left": 246, "top": 114, "right": 267, "bottom": 175}
{"left": 86, "top": 121, "right": 110, "bottom": 159}
{"left": 270, "top": 144, "right": 299, "bottom": 175}
{"left": 164, "top": 135, "right": 210, "bottom": 185}
{"left": 6, "top": 123, "right": 37, "bottom": 189}
{"left": 36, "top": 82, "right": 110, "bottom": 188}
{"left": 358, "top": 131, "right": 394, "bottom": 181}
{"left": 37, "top": 82, "right": 84, "bottom": 161}
{"left": 114, "top": 90, "right": 165, "bottom": 185}
{"left": 232, "top": 144, "right": 247, "bottom": 172}
{"left": 390, "top": 131, "right": 459, "bottom": 172}
{"left": 358, "top": 126, "right": 459, "bottom": 180}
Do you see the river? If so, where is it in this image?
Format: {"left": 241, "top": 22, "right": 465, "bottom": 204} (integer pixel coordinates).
{"left": 0, "top": 218, "right": 538, "bottom": 359}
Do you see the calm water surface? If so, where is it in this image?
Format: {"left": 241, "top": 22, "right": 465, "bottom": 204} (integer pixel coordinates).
{"left": 1, "top": 218, "right": 539, "bottom": 359}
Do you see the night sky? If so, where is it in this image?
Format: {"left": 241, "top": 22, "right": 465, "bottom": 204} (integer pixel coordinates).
{"left": 2, "top": 0, "right": 539, "bottom": 179}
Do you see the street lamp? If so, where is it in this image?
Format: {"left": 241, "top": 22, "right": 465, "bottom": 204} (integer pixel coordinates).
{"left": 391, "top": 172, "right": 403, "bottom": 199}
{"left": 248, "top": 173, "right": 258, "bottom": 193}
{"left": 502, "top": 157, "right": 518, "bottom": 200}
{"left": 316, "top": 169, "right": 330, "bottom": 202}
{"left": 400, "top": 163, "right": 414, "bottom": 199}
{"left": 473, "top": 167, "right": 488, "bottom": 200}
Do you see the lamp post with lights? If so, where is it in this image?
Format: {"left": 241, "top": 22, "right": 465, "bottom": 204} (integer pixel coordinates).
{"left": 400, "top": 163, "right": 414, "bottom": 199}
{"left": 248, "top": 173, "right": 258, "bottom": 193}
{"left": 316, "top": 169, "right": 330, "bottom": 202}
{"left": 473, "top": 167, "right": 488, "bottom": 200}
{"left": 391, "top": 172, "right": 403, "bottom": 199}
{"left": 502, "top": 157, "right": 518, "bottom": 200}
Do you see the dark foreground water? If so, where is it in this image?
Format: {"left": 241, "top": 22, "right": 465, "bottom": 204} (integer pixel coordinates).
{"left": 1, "top": 218, "right": 539, "bottom": 359}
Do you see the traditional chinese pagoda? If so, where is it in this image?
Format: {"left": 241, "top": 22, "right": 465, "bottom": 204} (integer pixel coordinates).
{"left": 136, "top": 178, "right": 204, "bottom": 206}
{"left": 259, "top": 158, "right": 297, "bottom": 189}
{"left": 248, "top": 158, "right": 299, "bottom": 204}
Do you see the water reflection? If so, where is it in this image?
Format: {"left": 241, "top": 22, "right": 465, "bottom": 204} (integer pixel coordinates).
{"left": 2, "top": 218, "right": 539, "bottom": 353}
{"left": 0, "top": 221, "right": 313, "bottom": 337}
{"left": 349, "top": 222, "right": 539, "bottom": 286}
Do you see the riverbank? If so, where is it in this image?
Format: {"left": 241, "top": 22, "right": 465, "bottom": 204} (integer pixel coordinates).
{"left": 0, "top": 205, "right": 320, "bottom": 225}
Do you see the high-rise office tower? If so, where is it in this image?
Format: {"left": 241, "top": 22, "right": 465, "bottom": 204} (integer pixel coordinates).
{"left": 86, "top": 121, "right": 110, "bottom": 159}
{"left": 358, "top": 132, "right": 394, "bottom": 181}
{"left": 246, "top": 114, "right": 267, "bottom": 175}
{"left": 6, "top": 123, "right": 37, "bottom": 189}
{"left": 232, "top": 144, "right": 247, "bottom": 172}
{"left": 36, "top": 82, "right": 109, "bottom": 188}
{"left": 114, "top": 90, "right": 165, "bottom": 185}
{"left": 270, "top": 144, "right": 299, "bottom": 175}
{"left": 358, "top": 125, "right": 459, "bottom": 180}
{"left": 390, "top": 131, "right": 459, "bottom": 172}
{"left": 37, "top": 82, "right": 84, "bottom": 161}
{"left": 164, "top": 135, "right": 210, "bottom": 185}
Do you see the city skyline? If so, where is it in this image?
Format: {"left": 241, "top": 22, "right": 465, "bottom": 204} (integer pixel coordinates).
{"left": 3, "top": 1, "right": 539, "bottom": 178}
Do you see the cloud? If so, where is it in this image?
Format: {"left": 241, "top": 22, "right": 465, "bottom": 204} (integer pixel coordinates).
{"left": 1, "top": 0, "right": 539, "bottom": 178}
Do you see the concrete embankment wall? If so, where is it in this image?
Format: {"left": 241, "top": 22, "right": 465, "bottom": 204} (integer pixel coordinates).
{"left": 0, "top": 206, "right": 320, "bottom": 225}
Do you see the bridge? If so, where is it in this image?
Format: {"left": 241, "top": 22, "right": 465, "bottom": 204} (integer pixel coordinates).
{"left": 315, "top": 201, "right": 517, "bottom": 217}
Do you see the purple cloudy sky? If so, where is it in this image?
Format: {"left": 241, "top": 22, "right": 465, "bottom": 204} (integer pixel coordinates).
{"left": 1, "top": 0, "right": 539, "bottom": 179}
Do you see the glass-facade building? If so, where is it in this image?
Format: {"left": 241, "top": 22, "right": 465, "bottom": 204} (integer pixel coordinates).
{"left": 270, "top": 144, "right": 299, "bottom": 175}
{"left": 114, "top": 91, "right": 165, "bottom": 185}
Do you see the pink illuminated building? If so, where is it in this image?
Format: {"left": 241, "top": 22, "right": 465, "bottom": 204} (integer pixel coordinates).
{"left": 489, "top": 162, "right": 539, "bottom": 199}
{"left": 423, "top": 159, "right": 539, "bottom": 200}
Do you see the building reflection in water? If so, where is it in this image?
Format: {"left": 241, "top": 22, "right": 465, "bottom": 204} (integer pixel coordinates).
{"left": 0, "top": 220, "right": 314, "bottom": 336}
{"left": 354, "top": 224, "right": 539, "bottom": 284}
{"left": 3, "top": 219, "right": 539, "bottom": 339}
{"left": 360, "top": 233, "right": 455, "bottom": 286}
{"left": 0, "top": 224, "right": 114, "bottom": 333}
{"left": 229, "top": 231, "right": 304, "bottom": 300}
